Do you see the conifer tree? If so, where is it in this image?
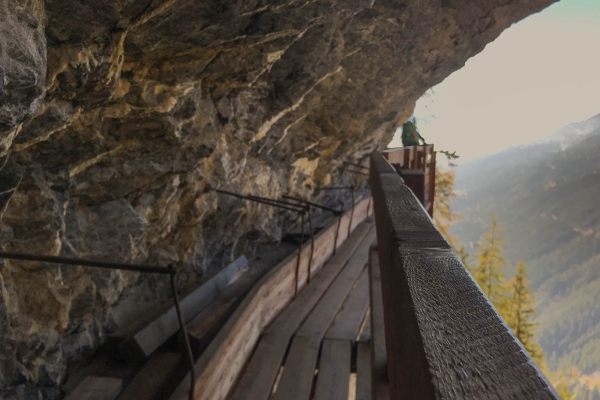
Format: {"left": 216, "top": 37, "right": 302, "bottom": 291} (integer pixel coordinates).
{"left": 431, "top": 152, "right": 474, "bottom": 272}
{"left": 556, "top": 383, "right": 575, "bottom": 400}
{"left": 434, "top": 166, "right": 462, "bottom": 252}
{"left": 474, "top": 214, "right": 509, "bottom": 309}
{"left": 505, "top": 260, "right": 546, "bottom": 368}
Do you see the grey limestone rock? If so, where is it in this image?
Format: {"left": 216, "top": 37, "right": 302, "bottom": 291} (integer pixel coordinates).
{"left": 0, "top": 0, "right": 556, "bottom": 396}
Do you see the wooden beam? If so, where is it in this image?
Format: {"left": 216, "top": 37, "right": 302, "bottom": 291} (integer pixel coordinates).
{"left": 65, "top": 376, "right": 123, "bottom": 400}
{"left": 273, "top": 229, "right": 375, "bottom": 400}
{"left": 115, "top": 256, "right": 248, "bottom": 362}
{"left": 369, "top": 152, "right": 558, "bottom": 399}
{"left": 185, "top": 296, "right": 239, "bottom": 358}
{"left": 368, "top": 247, "right": 389, "bottom": 400}
{"left": 313, "top": 339, "right": 352, "bottom": 400}
{"left": 326, "top": 271, "right": 369, "bottom": 341}
{"left": 428, "top": 147, "right": 436, "bottom": 217}
{"left": 230, "top": 222, "right": 372, "bottom": 400}
{"left": 398, "top": 169, "right": 425, "bottom": 206}
{"left": 116, "top": 353, "right": 183, "bottom": 400}
{"left": 169, "top": 196, "right": 373, "bottom": 400}
{"left": 271, "top": 336, "right": 321, "bottom": 400}
{"left": 356, "top": 341, "right": 372, "bottom": 400}
{"left": 286, "top": 212, "right": 336, "bottom": 237}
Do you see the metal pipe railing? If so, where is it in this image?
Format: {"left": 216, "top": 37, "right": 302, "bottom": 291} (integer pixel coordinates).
{"left": 0, "top": 252, "right": 197, "bottom": 400}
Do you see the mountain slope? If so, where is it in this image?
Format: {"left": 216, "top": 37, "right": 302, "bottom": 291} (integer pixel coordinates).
{"left": 450, "top": 118, "right": 600, "bottom": 378}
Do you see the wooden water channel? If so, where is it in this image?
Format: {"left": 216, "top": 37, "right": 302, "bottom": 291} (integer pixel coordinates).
{"left": 23, "top": 148, "right": 559, "bottom": 399}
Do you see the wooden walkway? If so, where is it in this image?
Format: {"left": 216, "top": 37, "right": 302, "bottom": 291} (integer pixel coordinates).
{"left": 231, "top": 221, "right": 376, "bottom": 400}
{"left": 62, "top": 196, "right": 374, "bottom": 400}
{"left": 60, "top": 151, "right": 558, "bottom": 400}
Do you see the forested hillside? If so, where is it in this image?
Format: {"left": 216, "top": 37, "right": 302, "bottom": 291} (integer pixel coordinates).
{"left": 450, "top": 114, "right": 600, "bottom": 396}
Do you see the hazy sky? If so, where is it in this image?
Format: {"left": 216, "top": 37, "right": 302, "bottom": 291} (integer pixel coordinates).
{"left": 389, "top": 0, "right": 600, "bottom": 163}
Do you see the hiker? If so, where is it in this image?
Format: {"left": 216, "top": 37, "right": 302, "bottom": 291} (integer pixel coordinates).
{"left": 401, "top": 119, "right": 426, "bottom": 147}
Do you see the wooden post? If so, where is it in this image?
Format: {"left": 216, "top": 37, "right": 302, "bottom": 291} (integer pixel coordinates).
{"left": 428, "top": 147, "right": 435, "bottom": 217}
{"left": 369, "top": 152, "right": 558, "bottom": 400}
{"left": 398, "top": 169, "right": 425, "bottom": 206}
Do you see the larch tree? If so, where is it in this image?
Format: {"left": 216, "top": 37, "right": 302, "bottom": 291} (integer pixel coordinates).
{"left": 556, "top": 383, "right": 575, "bottom": 400}
{"left": 434, "top": 166, "right": 462, "bottom": 251}
{"left": 431, "top": 151, "right": 476, "bottom": 273}
{"left": 505, "top": 260, "right": 547, "bottom": 368}
{"left": 474, "top": 214, "right": 509, "bottom": 310}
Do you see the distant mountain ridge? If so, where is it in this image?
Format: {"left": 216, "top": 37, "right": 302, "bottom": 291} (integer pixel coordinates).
{"left": 449, "top": 113, "right": 600, "bottom": 395}
{"left": 547, "top": 113, "right": 600, "bottom": 145}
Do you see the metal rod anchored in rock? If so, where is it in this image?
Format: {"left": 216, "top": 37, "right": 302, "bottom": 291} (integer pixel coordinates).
{"left": 216, "top": 189, "right": 305, "bottom": 213}
{"left": 0, "top": 251, "right": 174, "bottom": 275}
{"left": 0, "top": 251, "right": 196, "bottom": 400}
{"left": 281, "top": 195, "right": 343, "bottom": 215}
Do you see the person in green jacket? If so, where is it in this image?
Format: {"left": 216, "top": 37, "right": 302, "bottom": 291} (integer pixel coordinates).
{"left": 401, "top": 119, "right": 427, "bottom": 147}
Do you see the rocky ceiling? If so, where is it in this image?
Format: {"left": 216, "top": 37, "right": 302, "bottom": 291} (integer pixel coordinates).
{"left": 0, "top": 0, "right": 554, "bottom": 397}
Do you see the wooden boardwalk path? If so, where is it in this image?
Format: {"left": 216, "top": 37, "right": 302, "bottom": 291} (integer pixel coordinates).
{"left": 232, "top": 223, "right": 375, "bottom": 400}
{"left": 60, "top": 150, "right": 558, "bottom": 400}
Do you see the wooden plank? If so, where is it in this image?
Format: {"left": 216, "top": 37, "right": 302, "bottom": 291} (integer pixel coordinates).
{"left": 326, "top": 271, "right": 369, "bottom": 341}
{"left": 356, "top": 341, "right": 372, "bottom": 400}
{"left": 116, "top": 256, "right": 248, "bottom": 361}
{"left": 368, "top": 248, "right": 389, "bottom": 400}
{"left": 369, "top": 152, "right": 558, "bottom": 399}
{"left": 359, "top": 310, "right": 371, "bottom": 342}
{"left": 296, "top": 229, "right": 375, "bottom": 339}
{"left": 287, "top": 212, "right": 335, "bottom": 236}
{"left": 313, "top": 339, "right": 351, "bottom": 400}
{"left": 169, "top": 197, "right": 372, "bottom": 400}
{"left": 61, "top": 352, "right": 140, "bottom": 396}
{"left": 272, "top": 336, "right": 321, "bottom": 400}
{"left": 273, "top": 229, "right": 376, "bottom": 400}
{"left": 116, "top": 353, "right": 183, "bottom": 400}
{"left": 185, "top": 296, "right": 238, "bottom": 357}
{"left": 230, "top": 222, "right": 373, "bottom": 400}
{"left": 399, "top": 169, "right": 425, "bottom": 206}
{"left": 428, "top": 147, "right": 435, "bottom": 217}
{"left": 65, "top": 376, "right": 123, "bottom": 400}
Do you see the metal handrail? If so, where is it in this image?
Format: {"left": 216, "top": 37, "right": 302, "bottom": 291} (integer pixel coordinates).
{"left": 0, "top": 251, "right": 197, "bottom": 400}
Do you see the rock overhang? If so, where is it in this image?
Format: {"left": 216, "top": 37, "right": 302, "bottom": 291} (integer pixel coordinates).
{"left": 0, "top": 0, "right": 556, "bottom": 397}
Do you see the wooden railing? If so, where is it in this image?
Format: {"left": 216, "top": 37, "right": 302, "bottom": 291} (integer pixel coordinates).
{"left": 369, "top": 152, "right": 558, "bottom": 399}
{"left": 381, "top": 145, "right": 435, "bottom": 216}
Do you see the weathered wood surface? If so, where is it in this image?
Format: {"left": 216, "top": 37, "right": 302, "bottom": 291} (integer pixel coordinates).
{"left": 61, "top": 351, "right": 140, "bottom": 397}
{"left": 426, "top": 147, "right": 435, "bottom": 216}
{"left": 271, "top": 335, "right": 321, "bottom": 400}
{"left": 356, "top": 341, "right": 372, "bottom": 400}
{"left": 169, "top": 196, "right": 373, "bottom": 400}
{"left": 231, "top": 222, "right": 372, "bottom": 400}
{"left": 359, "top": 311, "right": 370, "bottom": 342}
{"left": 368, "top": 248, "right": 389, "bottom": 400}
{"left": 398, "top": 169, "right": 424, "bottom": 205}
{"left": 296, "top": 229, "right": 374, "bottom": 339}
{"left": 287, "top": 212, "right": 335, "bottom": 237}
{"left": 369, "top": 152, "right": 558, "bottom": 399}
{"left": 65, "top": 376, "right": 123, "bottom": 400}
{"left": 185, "top": 296, "right": 238, "bottom": 357}
{"left": 381, "top": 145, "right": 435, "bottom": 216}
{"left": 116, "top": 352, "right": 183, "bottom": 400}
{"left": 313, "top": 339, "right": 351, "bottom": 400}
{"left": 273, "top": 228, "right": 375, "bottom": 400}
{"left": 116, "top": 255, "right": 248, "bottom": 361}
{"left": 326, "top": 270, "right": 369, "bottom": 341}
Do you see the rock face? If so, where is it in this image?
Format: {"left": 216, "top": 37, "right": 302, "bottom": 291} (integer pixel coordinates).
{"left": 0, "top": 0, "right": 554, "bottom": 397}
